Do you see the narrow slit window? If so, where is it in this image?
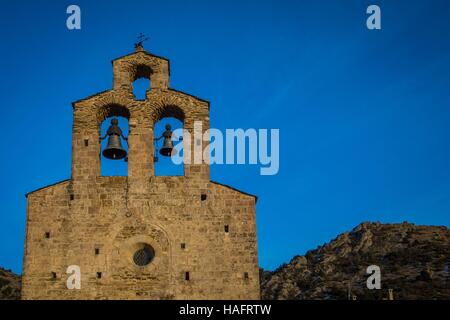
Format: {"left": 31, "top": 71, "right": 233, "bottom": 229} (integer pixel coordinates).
{"left": 45, "top": 232, "right": 50, "bottom": 239}
{"left": 84, "top": 139, "right": 89, "bottom": 147}
{"left": 95, "top": 248, "right": 100, "bottom": 255}
{"left": 51, "top": 272, "right": 57, "bottom": 279}
{"left": 224, "top": 225, "right": 229, "bottom": 233}
{"left": 70, "top": 194, "right": 74, "bottom": 201}
{"left": 97, "top": 272, "right": 102, "bottom": 279}
{"left": 244, "top": 272, "right": 249, "bottom": 279}
{"left": 185, "top": 272, "right": 190, "bottom": 281}
{"left": 181, "top": 243, "right": 186, "bottom": 250}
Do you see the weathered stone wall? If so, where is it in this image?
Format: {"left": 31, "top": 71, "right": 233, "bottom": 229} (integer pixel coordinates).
{"left": 22, "top": 178, "right": 258, "bottom": 300}
{"left": 22, "top": 48, "right": 259, "bottom": 300}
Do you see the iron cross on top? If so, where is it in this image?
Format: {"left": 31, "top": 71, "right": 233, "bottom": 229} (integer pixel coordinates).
{"left": 135, "top": 33, "right": 149, "bottom": 48}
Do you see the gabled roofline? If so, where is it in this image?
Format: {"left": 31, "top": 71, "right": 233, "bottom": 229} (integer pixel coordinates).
{"left": 111, "top": 50, "right": 170, "bottom": 77}
{"left": 111, "top": 50, "right": 171, "bottom": 77}
{"left": 71, "top": 89, "right": 111, "bottom": 107}
{"left": 111, "top": 50, "right": 170, "bottom": 63}
{"left": 25, "top": 179, "right": 257, "bottom": 203}
{"left": 70, "top": 88, "right": 210, "bottom": 110}
{"left": 25, "top": 179, "right": 71, "bottom": 198}
{"left": 168, "top": 88, "right": 210, "bottom": 108}
{"left": 211, "top": 180, "right": 258, "bottom": 203}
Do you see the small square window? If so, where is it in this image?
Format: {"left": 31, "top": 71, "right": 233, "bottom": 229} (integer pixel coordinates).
{"left": 45, "top": 232, "right": 50, "bottom": 239}
{"left": 181, "top": 243, "right": 186, "bottom": 250}
{"left": 51, "top": 272, "right": 57, "bottom": 279}
{"left": 96, "top": 272, "right": 102, "bottom": 279}
{"left": 201, "top": 194, "right": 207, "bottom": 201}
{"left": 244, "top": 272, "right": 249, "bottom": 279}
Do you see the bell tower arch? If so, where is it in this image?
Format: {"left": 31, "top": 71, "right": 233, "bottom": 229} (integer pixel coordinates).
{"left": 71, "top": 101, "right": 132, "bottom": 181}
{"left": 23, "top": 43, "right": 259, "bottom": 300}
{"left": 112, "top": 46, "right": 170, "bottom": 93}
{"left": 71, "top": 48, "right": 211, "bottom": 184}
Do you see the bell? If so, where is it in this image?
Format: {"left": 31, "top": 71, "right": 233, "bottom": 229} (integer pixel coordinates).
{"left": 158, "top": 124, "right": 177, "bottom": 157}
{"left": 159, "top": 137, "right": 177, "bottom": 157}
{"left": 103, "top": 134, "right": 127, "bottom": 160}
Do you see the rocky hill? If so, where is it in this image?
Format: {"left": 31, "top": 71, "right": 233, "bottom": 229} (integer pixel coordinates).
{"left": 261, "top": 222, "right": 450, "bottom": 300}
{"left": 0, "top": 267, "right": 21, "bottom": 300}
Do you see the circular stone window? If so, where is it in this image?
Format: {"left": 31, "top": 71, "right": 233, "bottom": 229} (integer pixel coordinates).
{"left": 133, "top": 244, "right": 155, "bottom": 266}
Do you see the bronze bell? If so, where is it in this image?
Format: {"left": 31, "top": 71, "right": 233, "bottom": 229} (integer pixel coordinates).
{"left": 101, "top": 118, "right": 128, "bottom": 160}
{"left": 160, "top": 137, "right": 176, "bottom": 157}
{"left": 159, "top": 124, "right": 177, "bottom": 157}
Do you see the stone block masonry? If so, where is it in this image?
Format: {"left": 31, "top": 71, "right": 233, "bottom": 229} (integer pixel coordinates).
{"left": 21, "top": 45, "right": 259, "bottom": 300}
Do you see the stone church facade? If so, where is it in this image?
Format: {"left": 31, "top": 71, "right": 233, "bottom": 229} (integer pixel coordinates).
{"left": 21, "top": 45, "right": 259, "bottom": 299}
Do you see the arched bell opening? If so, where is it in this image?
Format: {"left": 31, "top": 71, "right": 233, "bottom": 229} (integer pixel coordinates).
{"left": 151, "top": 104, "right": 184, "bottom": 177}
{"left": 98, "top": 104, "right": 130, "bottom": 176}
{"left": 154, "top": 117, "right": 184, "bottom": 177}
{"left": 132, "top": 64, "right": 152, "bottom": 101}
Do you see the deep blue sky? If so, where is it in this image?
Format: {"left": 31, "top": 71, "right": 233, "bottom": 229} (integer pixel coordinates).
{"left": 1, "top": 0, "right": 450, "bottom": 274}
